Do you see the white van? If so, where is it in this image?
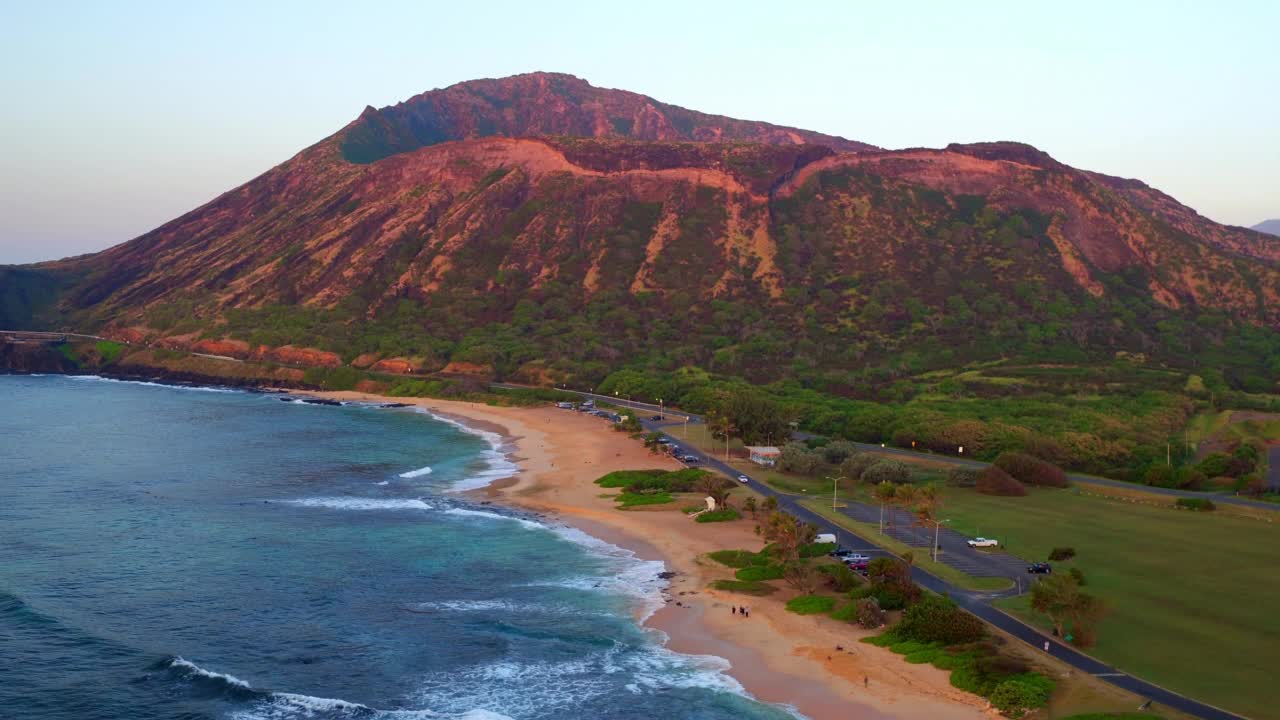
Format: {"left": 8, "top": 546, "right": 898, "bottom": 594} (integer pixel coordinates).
{"left": 815, "top": 533, "right": 837, "bottom": 545}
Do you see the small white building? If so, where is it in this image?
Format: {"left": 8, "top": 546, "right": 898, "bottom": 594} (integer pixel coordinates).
{"left": 746, "top": 446, "right": 781, "bottom": 467}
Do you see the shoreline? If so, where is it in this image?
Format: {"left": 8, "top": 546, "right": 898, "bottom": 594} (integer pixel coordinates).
{"left": 312, "top": 390, "right": 995, "bottom": 720}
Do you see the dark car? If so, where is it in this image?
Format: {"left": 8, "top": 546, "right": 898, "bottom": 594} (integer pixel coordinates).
{"left": 681, "top": 455, "right": 700, "bottom": 464}
{"left": 1027, "top": 562, "right": 1052, "bottom": 574}
{"left": 650, "top": 414, "right": 664, "bottom": 421}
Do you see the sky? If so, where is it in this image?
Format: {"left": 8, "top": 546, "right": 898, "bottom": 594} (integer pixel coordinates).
{"left": 2, "top": 1, "right": 1277, "bottom": 264}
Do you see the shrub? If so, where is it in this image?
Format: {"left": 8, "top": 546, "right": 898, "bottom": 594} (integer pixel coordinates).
{"left": 1069, "top": 567, "right": 1087, "bottom": 586}
{"left": 695, "top": 507, "right": 741, "bottom": 522}
{"left": 871, "top": 584, "right": 911, "bottom": 610}
{"left": 818, "top": 563, "right": 863, "bottom": 593}
{"left": 896, "top": 595, "right": 987, "bottom": 645}
{"left": 1197, "top": 452, "right": 1232, "bottom": 478}
{"left": 994, "top": 452, "right": 1069, "bottom": 488}
{"left": 800, "top": 542, "right": 837, "bottom": 558}
{"left": 1175, "top": 466, "right": 1207, "bottom": 490}
{"left": 822, "top": 440, "right": 858, "bottom": 465}
{"left": 905, "top": 648, "right": 943, "bottom": 664}
{"left": 988, "top": 673, "right": 1055, "bottom": 716}
{"left": 862, "top": 460, "right": 912, "bottom": 485}
{"left": 1143, "top": 463, "right": 1175, "bottom": 487}
{"left": 947, "top": 467, "right": 981, "bottom": 487}
{"left": 1048, "top": 547, "right": 1076, "bottom": 562}
{"left": 596, "top": 470, "right": 668, "bottom": 488}
{"left": 976, "top": 466, "right": 1027, "bottom": 496}
{"left": 711, "top": 579, "right": 776, "bottom": 596}
{"left": 735, "top": 564, "right": 785, "bottom": 582}
{"left": 785, "top": 594, "right": 837, "bottom": 615}
{"left": 708, "top": 549, "right": 766, "bottom": 568}
{"left": 1176, "top": 497, "right": 1216, "bottom": 512}
{"left": 779, "top": 442, "right": 823, "bottom": 475}
{"left": 828, "top": 601, "right": 858, "bottom": 622}
{"left": 840, "top": 453, "right": 878, "bottom": 482}
{"left": 855, "top": 596, "right": 886, "bottom": 628}
{"left": 617, "top": 491, "right": 674, "bottom": 507}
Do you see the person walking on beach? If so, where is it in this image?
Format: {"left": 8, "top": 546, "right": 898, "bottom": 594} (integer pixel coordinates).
{"left": 731, "top": 606, "right": 736, "bottom": 615}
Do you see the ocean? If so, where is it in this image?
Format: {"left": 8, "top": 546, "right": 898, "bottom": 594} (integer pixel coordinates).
{"left": 0, "top": 374, "right": 798, "bottom": 720}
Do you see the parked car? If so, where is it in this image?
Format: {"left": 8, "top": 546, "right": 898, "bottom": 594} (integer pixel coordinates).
{"left": 656, "top": 438, "right": 671, "bottom": 445}
{"left": 1027, "top": 562, "right": 1052, "bottom": 574}
{"left": 828, "top": 547, "right": 851, "bottom": 558}
{"left": 967, "top": 537, "right": 999, "bottom": 548}
{"left": 650, "top": 414, "right": 664, "bottom": 421}
{"left": 681, "top": 455, "right": 700, "bottom": 464}
{"left": 737, "top": 474, "right": 750, "bottom": 483}
{"left": 845, "top": 559, "right": 870, "bottom": 573}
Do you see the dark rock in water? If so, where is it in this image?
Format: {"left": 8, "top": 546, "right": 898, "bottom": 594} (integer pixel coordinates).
{"left": 657, "top": 571, "right": 677, "bottom": 580}
{"left": 380, "top": 402, "right": 410, "bottom": 408}
{"left": 299, "top": 398, "right": 342, "bottom": 406}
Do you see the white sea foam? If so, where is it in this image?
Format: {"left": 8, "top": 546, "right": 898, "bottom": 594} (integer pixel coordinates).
{"left": 398, "top": 466, "right": 433, "bottom": 478}
{"left": 283, "top": 497, "right": 434, "bottom": 511}
{"left": 375, "top": 481, "right": 391, "bottom": 486}
{"left": 442, "top": 507, "right": 544, "bottom": 530}
{"left": 66, "top": 375, "right": 239, "bottom": 393}
{"left": 169, "top": 656, "right": 252, "bottom": 689}
{"left": 410, "top": 409, "right": 519, "bottom": 491}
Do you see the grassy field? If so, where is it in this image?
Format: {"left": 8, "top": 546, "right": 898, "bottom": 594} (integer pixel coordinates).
{"left": 940, "top": 486, "right": 1278, "bottom": 720}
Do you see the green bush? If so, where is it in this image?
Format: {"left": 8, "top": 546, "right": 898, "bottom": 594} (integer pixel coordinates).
{"left": 840, "top": 453, "right": 878, "bottom": 481}
{"left": 708, "top": 549, "right": 767, "bottom": 568}
{"left": 896, "top": 595, "right": 987, "bottom": 645}
{"left": 616, "top": 492, "right": 674, "bottom": 507}
{"left": 905, "top": 648, "right": 943, "bottom": 664}
{"left": 828, "top": 602, "right": 859, "bottom": 622}
{"left": 302, "top": 366, "right": 363, "bottom": 391}
{"left": 95, "top": 340, "right": 124, "bottom": 364}
{"left": 786, "top": 594, "right": 837, "bottom": 615}
{"left": 988, "top": 673, "right": 1055, "bottom": 716}
{"left": 711, "top": 579, "right": 776, "bottom": 596}
{"left": 1048, "top": 546, "right": 1076, "bottom": 562}
{"left": 695, "top": 507, "right": 741, "bottom": 523}
{"left": 800, "top": 542, "right": 836, "bottom": 558}
{"left": 862, "top": 459, "right": 912, "bottom": 485}
{"left": 1176, "top": 497, "right": 1216, "bottom": 512}
{"left": 818, "top": 563, "right": 862, "bottom": 593}
{"left": 596, "top": 469, "right": 668, "bottom": 488}
{"left": 735, "top": 564, "right": 785, "bottom": 582}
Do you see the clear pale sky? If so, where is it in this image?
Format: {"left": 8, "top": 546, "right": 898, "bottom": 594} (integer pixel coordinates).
{"left": 2, "top": 0, "right": 1277, "bottom": 264}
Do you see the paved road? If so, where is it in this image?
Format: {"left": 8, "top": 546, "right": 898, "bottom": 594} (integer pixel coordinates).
{"left": 534, "top": 386, "right": 1250, "bottom": 720}
{"left": 1269, "top": 447, "right": 1280, "bottom": 492}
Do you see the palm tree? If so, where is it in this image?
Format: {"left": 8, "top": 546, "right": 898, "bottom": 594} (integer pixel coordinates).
{"left": 743, "top": 496, "right": 758, "bottom": 518}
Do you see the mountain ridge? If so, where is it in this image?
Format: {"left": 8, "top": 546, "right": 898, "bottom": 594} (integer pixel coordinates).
{"left": 7, "top": 72, "right": 1279, "bottom": 393}
{"left": 1254, "top": 219, "right": 1280, "bottom": 236}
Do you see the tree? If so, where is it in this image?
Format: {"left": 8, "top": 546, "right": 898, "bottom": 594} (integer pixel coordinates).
{"left": 743, "top": 496, "right": 758, "bottom": 518}
{"left": 757, "top": 511, "right": 818, "bottom": 563}
{"left": 779, "top": 442, "right": 822, "bottom": 475}
{"left": 761, "top": 495, "right": 778, "bottom": 513}
{"left": 873, "top": 481, "right": 897, "bottom": 531}
{"left": 1030, "top": 573, "right": 1106, "bottom": 646}
{"left": 719, "top": 388, "right": 794, "bottom": 445}
{"left": 783, "top": 560, "right": 819, "bottom": 593}
{"left": 695, "top": 474, "right": 734, "bottom": 508}
{"left": 840, "top": 453, "right": 877, "bottom": 482}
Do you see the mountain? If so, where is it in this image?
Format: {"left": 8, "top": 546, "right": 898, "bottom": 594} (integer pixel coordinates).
{"left": 1254, "top": 219, "right": 1280, "bottom": 236}
{"left": 9, "top": 72, "right": 1280, "bottom": 390}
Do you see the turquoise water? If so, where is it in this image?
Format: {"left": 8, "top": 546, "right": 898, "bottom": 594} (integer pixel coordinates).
{"left": 0, "top": 374, "right": 797, "bottom": 720}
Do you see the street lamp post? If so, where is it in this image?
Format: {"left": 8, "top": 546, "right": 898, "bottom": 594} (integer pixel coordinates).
{"left": 932, "top": 519, "right": 951, "bottom": 562}
{"left": 826, "top": 475, "right": 845, "bottom": 509}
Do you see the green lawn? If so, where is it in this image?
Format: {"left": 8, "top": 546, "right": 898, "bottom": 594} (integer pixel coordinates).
{"left": 942, "top": 486, "right": 1279, "bottom": 720}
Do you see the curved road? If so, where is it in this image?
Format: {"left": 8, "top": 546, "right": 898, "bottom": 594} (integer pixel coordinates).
{"left": 516, "top": 386, "right": 1251, "bottom": 720}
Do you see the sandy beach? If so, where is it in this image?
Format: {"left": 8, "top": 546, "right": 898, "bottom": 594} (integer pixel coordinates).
{"left": 314, "top": 391, "right": 995, "bottom": 720}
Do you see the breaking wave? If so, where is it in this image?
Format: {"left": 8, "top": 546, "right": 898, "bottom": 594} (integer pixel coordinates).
{"left": 282, "top": 497, "right": 434, "bottom": 511}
